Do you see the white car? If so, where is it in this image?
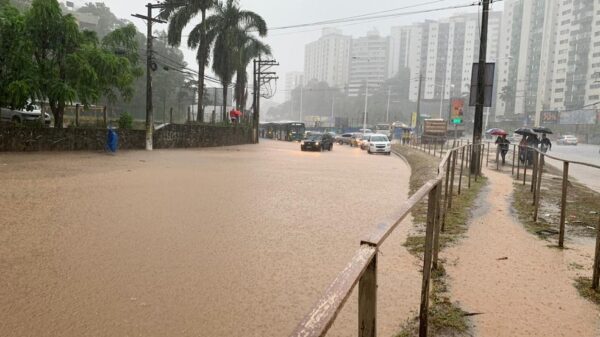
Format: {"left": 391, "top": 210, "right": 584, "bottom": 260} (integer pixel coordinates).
{"left": 366, "top": 134, "right": 392, "bottom": 155}
{"left": 1, "top": 105, "right": 51, "bottom": 125}
{"left": 556, "top": 135, "right": 578, "bottom": 146}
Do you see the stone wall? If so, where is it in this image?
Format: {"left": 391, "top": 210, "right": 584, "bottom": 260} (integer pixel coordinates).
{"left": 0, "top": 123, "right": 253, "bottom": 152}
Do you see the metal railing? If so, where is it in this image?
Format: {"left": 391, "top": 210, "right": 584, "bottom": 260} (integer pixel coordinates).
{"left": 290, "top": 141, "right": 483, "bottom": 337}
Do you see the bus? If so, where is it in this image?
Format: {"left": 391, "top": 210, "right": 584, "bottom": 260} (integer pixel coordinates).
{"left": 375, "top": 123, "right": 391, "bottom": 137}
{"left": 259, "top": 122, "right": 305, "bottom": 141}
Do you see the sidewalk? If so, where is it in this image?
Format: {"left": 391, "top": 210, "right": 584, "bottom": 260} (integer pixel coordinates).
{"left": 444, "top": 167, "right": 600, "bottom": 336}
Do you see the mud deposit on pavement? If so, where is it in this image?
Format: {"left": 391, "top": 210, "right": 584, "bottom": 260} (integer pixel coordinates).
{"left": 444, "top": 168, "right": 600, "bottom": 337}
{"left": 0, "top": 141, "right": 421, "bottom": 337}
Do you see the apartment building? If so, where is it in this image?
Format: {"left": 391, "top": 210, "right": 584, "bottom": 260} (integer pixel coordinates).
{"left": 347, "top": 30, "right": 389, "bottom": 96}
{"left": 284, "top": 72, "right": 304, "bottom": 101}
{"left": 549, "top": 0, "right": 600, "bottom": 113}
{"left": 303, "top": 28, "right": 351, "bottom": 89}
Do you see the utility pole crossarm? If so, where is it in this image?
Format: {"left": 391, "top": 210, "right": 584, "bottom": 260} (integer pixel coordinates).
{"left": 131, "top": 14, "right": 166, "bottom": 24}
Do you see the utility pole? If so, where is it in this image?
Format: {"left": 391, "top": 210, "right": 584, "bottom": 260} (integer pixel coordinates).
{"left": 471, "top": 0, "right": 490, "bottom": 174}
{"left": 386, "top": 87, "right": 391, "bottom": 124}
{"left": 331, "top": 96, "right": 335, "bottom": 128}
{"left": 252, "top": 59, "right": 279, "bottom": 143}
{"left": 363, "top": 80, "right": 369, "bottom": 134}
{"left": 300, "top": 86, "right": 303, "bottom": 123}
{"left": 132, "top": 3, "right": 166, "bottom": 151}
{"left": 416, "top": 74, "right": 423, "bottom": 137}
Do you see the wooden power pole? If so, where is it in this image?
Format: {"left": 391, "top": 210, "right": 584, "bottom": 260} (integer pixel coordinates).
{"left": 471, "top": 0, "right": 490, "bottom": 174}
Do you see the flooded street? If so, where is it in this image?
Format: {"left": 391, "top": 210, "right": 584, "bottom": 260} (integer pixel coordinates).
{"left": 0, "top": 141, "right": 421, "bottom": 337}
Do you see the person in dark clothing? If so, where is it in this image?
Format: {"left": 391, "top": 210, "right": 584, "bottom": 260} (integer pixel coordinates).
{"left": 495, "top": 135, "right": 510, "bottom": 165}
{"left": 540, "top": 133, "right": 552, "bottom": 153}
{"left": 526, "top": 134, "right": 539, "bottom": 165}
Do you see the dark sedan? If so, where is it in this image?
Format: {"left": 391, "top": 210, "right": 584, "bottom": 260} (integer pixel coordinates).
{"left": 301, "top": 133, "right": 333, "bottom": 152}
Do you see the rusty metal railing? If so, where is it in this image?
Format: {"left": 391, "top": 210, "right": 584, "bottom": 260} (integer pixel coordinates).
{"left": 290, "top": 141, "right": 480, "bottom": 337}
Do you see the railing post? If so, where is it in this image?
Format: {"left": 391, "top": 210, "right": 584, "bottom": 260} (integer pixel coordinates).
{"left": 359, "top": 251, "right": 377, "bottom": 337}
{"left": 558, "top": 161, "right": 569, "bottom": 248}
{"left": 433, "top": 142, "right": 437, "bottom": 157}
{"left": 432, "top": 181, "right": 443, "bottom": 270}
{"left": 419, "top": 184, "right": 439, "bottom": 337}
{"left": 512, "top": 144, "right": 516, "bottom": 176}
{"left": 486, "top": 142, "right": 490, "bottom": 167}
{"left": 448, "top": 150, "right": 457, "bottom": 209}
{"left": 75, "top": 103, "right": 80, "bottom": 127}
{"left": 592, "top": 214, "right": 600, "bottom": 290}
{"left": 440, "top": 142, "right": 444, "bottom": 158}
{"left": 522, "top": 148, "right": 528, "bottom": 186}
{"left": 458, "top": 146, "right": 465, "bottom": 195}
{"left": 533, "top": 154, "right": 544, "bottom": 221}
{"left": 442, "top": 153, "right": 451, "bottom": 232}
{"left": 479, "top": 144, "right": 485, "bottom": 177}
{"left": 467, "top": 145, "right": 472, "bottom": 188}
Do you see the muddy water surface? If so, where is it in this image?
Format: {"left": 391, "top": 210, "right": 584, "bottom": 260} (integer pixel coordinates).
{"left": 0, "top": 141, "right": 420, "bottom": 337}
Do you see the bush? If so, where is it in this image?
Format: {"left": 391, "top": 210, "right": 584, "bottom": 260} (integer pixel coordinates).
{"left": 118, "top": 112, "right": 133, "bottom": 129}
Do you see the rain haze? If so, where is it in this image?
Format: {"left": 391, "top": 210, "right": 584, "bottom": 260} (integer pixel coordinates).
{"left": 3, "top": 0, "right": 600, "bottom": 337}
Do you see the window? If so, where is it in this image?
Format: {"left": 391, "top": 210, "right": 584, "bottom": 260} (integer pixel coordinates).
{"left": 554, "top": 98, "right": 563, "bottom": 102}
{"left": 555, "top": 88, "right": 564, "bottom": 93}
{"left": 589, "top": 95, "right": 600, "bottom": 100}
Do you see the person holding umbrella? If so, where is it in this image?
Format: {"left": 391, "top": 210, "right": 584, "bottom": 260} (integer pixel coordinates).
{"left": 533, "top": 126, "right": 553, "bottom": 153}
{"left": 495, "top": 134, "right": 510, "bottom": 165}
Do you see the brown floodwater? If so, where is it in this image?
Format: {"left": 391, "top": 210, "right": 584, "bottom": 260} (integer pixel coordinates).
{"left": 0, "top": 141, "right": 422, "bottom": 337}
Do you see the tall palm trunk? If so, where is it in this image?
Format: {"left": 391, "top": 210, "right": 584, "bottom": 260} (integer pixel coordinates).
{"left": 222, "top": 84, "right": 228, "bottom": 122}
{"left": 197, "top": 9, "right": 207, "bottom": 123}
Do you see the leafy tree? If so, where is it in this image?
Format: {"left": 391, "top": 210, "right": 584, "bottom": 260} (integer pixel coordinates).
{"left": 208, "top": 0, "right": 267, "bottom": 118}
{"left": 499, "top": 85, "right": 515, "bottom": 105}
{"left": 23, "top": 0, "right": 140, "bottom": 127}
{"left": 76, "top": 2, "right": 124, "bottom": 38}
{"left": 0, "top": 2, "right": 35, "bottom": 109}
{"left": 159, "top": 0, "right": 215, "bottom": 122}
{"left": 234, "top": 35, "right": 270, "bottom": 111}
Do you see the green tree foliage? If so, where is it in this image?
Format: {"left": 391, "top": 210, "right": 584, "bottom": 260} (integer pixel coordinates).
{"left": 234, "top": 35, "right": 270, "bottom": 111}
{"left": 209, "top": 0, "right": 267, "bottom": 117}
{"left": 159, "top": 0, "right": 215, "bottom": 122}
{"left": 0, "top": 0, "right": 141, "bottom": 128}
{"left": 0, "top": 2, "right": 35, "bottom": 109}
{"left": 76, "top": 2, "right": 124, "bottom": 38}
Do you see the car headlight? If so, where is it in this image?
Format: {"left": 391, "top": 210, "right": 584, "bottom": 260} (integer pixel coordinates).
{"left": 300, "top": 140, "right": 305, "bottom": 145}
{"left": 315, "top": 142, "right": 320, "bottom": 146}
{"left": 386, "top": 143, "right": 391, "bottom": 147}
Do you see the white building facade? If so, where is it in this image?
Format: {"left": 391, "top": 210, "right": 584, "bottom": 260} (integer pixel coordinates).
{"left": 348, "top": 30, "right": 389, "bottom": 96}
{"left": 284, "top": 72, "right": 304, "bottom": 101}
{"left": 303, "top": 28, "right": 351, "bottom": 89}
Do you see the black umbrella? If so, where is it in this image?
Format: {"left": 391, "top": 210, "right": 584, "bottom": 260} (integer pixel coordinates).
{"left": 533, "top": 126, "right": 553, "bottom": 134}
{"left": 514, "top": 127, "right": 535, "bottom": 136}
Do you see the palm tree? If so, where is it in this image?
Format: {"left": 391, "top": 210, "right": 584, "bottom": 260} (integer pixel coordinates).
{"left": 159, "top": 0, "right": 215, "bottom": 123}
{"left": 234, "top": 35, "right": 271, "bottom": 111}
{"left": 208, "top": 0, "right": 267, "bottom": 119}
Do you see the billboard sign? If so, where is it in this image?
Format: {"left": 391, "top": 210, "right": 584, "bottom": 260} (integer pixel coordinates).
{"left": 541, "top": 110, "right": 559, "bottom": 125}
{"left": 450, "top": 98, "right": 465, "bottom": 120}
{"left": 560, "top": 109, "right": 596, "bottom": 125}
{"left": 469, "top": 63, "right": 495, "bottom": 107}
{"left": 411, "top": 112, "right": 417, "bottom": 128}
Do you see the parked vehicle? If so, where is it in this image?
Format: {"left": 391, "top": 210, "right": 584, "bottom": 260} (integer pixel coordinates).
{"left": 1, "top": 105, "right": 51, "bottom": 125}
{"left": 556, "top": 135, "right": 578, "bottom": 145}
{"left": 358, "top": 128, "right": 373, "bottom": 134}
{"left": 337, "top": 133, "right": 353, "bottom": 145}
{"left": 300, "top": 133, "right": 334, "bottom": 151}
{"left": 366, "top": 134, "right": 392, "bottom": 155}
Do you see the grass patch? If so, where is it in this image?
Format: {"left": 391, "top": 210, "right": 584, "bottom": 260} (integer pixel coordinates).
{"left": 394, "top": 145, "right": 485, "bottom": 337}
{"left": 574, "top": 277, "right": 600, "bottom": 306}
{"left": 511, "top": 165, "right": 600, "bottom": 240}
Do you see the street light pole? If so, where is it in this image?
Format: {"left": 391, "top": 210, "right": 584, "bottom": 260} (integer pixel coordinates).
{"left": 300, "top": 86, "right": 303, "bottom": 123}
{"left": 386, "top": 87, "right": 391, "bottom": 124}
{"left": 363, "top": 79, "right": 368, "bottom": 134}
{"left": 471, "top": 0, "right": 490, "bottom": 174}
{"left": 439, "top": 76, "right": 446, "bottom": 119}
{"left": 331, "top": 96, "right": 335, "bottom": 128}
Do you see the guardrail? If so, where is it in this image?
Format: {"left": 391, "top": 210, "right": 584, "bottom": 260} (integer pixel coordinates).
{"left": 290, "top": 141, "right": 483, "bottom": 337}
{"left": 414, "top": 138, "right": 600, "bottom": 290}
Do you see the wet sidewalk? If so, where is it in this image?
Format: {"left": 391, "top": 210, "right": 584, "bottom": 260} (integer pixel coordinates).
{"left": 444, "top": 167, "right": 600, "bottom": 336}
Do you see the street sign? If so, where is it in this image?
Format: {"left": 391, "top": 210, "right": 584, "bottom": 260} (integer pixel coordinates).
{"left": 469, "top": 63, "right": 495, "bottom": 107}
{"left": 411, "top": 112, "right": 417, "bottom": 128}
{"left": 452, "top": 118, "right": 463, "bottom": 124}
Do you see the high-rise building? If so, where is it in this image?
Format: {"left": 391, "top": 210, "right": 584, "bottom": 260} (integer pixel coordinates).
{"left": 348, "top": 29, "right": 389, "bottom": 96}
{"left": 284, "top": 72, "right": 304, "bottom": 101}
{"left": 549, "top": 0, "right": 600, "bottom": 113}
{"left": 495, "top": 0, "right": 558, "bottom": 122}
{"left": 389, "top": 12, "right": 501, "bottom": 104}
{"left": 303, "top": 28, "right": 351, "bottom": 89}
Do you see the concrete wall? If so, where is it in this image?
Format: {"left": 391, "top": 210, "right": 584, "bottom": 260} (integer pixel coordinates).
{"left": 0, "top": 123, "right": 254, "bottom": 152}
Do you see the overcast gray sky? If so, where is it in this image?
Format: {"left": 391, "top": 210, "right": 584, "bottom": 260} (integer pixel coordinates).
{"left": 84, "top": 0, "right": 503, "bottom": 103}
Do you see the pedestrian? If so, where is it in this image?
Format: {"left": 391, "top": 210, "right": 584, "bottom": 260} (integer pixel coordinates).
{"left": 230, "top": 109, "right": 236, "bottom": 124}
{"left": 540, "top": 133, "right": 552, "bottom": 153}
{"left": 495, "top": 135, "right": 510, "bottom": 165}
{"left": 526, "top": 134, "right": 539, "bottom": 165}
{"left": 518, "top": 136, "right": 527, "bottom": 164}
